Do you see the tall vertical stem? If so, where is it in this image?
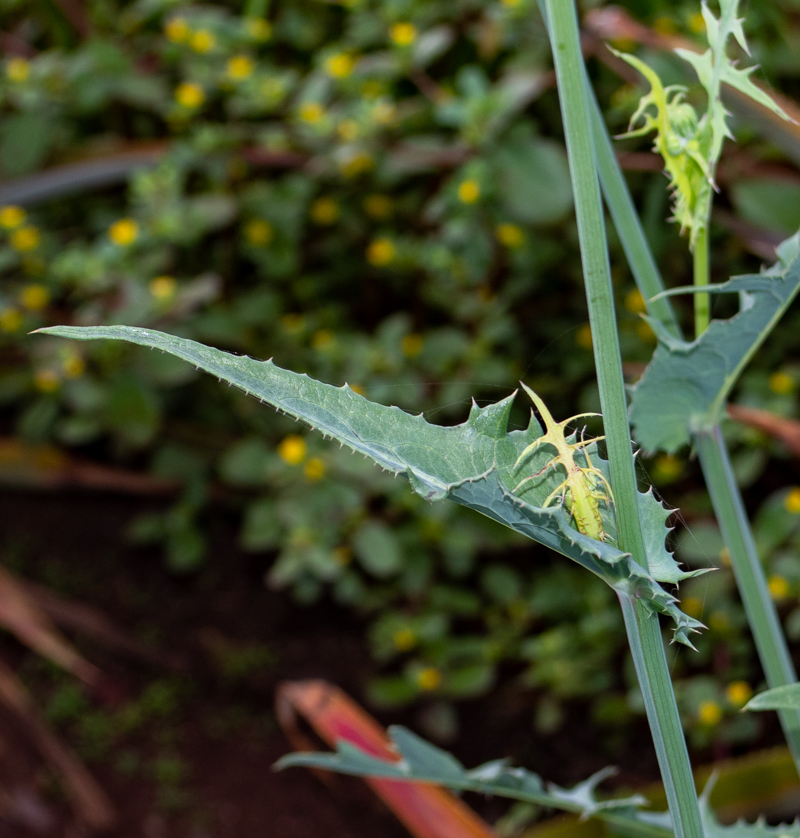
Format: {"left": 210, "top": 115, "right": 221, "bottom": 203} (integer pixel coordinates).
{"left": 693, "top": 226, "right": 710, "bottom": 337}
{"left": 695, "top": 426, "right": 800, "bottom": 771}
{"left": 543, "top": 3, "right": 702, "bottom": 835}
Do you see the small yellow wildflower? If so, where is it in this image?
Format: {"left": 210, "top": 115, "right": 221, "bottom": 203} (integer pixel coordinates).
{"left": 576, "top": 323, "right": 593, "bottom": 350}
{"left": 624, "top": 288, "right": 646, "bottom": 314}
{"left": 227, "top": 55, "right": 255, "bottom": 81}
{"left": 636, "top": 319, "right": 656, "bottom": 343}
{"left": 0, "top": 308, "right": 22, "bottom": 332}
{"left": 361, "top": 80, "right": 384, "bottom": 98}
{"left": 149, "top": 275, "right": 177, "bottom": 301}
{"left": 298, "top": 102, "right": 325, "bottom": 123}
{"left": 653, "top": 16, "right": 677, "bottom": 35}
{"left": 371, "top": 101, "right": 396, "bottom": 125}
{"left": 10, "top": 226, "right": 40, "bottom": 252}
{"left": 244, "top": 219, "right": 273, "bottom": 246}
{"left": 457, "top": 180, "right": 481, "bottom": 204}
{"left": 19, "top": 284, "right": 49, "bottom": 311}
{"left": 246, "top": 18, "right": 272, "bottom": 41}
{"left": 34, "top": 369, "right": 60, "bottom": 393}
{"left": 325, "top": 53, "right": 356, "bottom": 78}
{"left": 769, "top": 370, "right": 795, "bottom": 395}
{"left": 311, "top": 329, "right": 334, "bottom": 350}
{"left": 390, "top": 23, "right": 418, "bottom": 46}
{"left": 363, "top": 194, "right": 392, "bottom": 219}
{"left": 652, "top": 454, "right": 682, "bottom": 483}
{"left": 785, "top": 487, "right": 800, "bottom": 514}
{"left": 0, "top": 205, "right": 25, "bottom": 228}
{"left": 709, "top": 610, "right": 729, "bottom": 631}
{"left": 165, "top": 17, "right": 190, "bottom": 43}
{"left": 108, "top": 218, "right": 139, "bottom": 246}
{"left": 304, "top": 457, "right": 326, "bottom": 481}
{"left": 769, "top": 575, "right": 790, "bottom": 601}
{"left": 496, "top": 223, "right": 524, "bottom": 248}
{"left": 333, "top": 546, "right": 352, "bottom": 566}
{"left": 175, "top": 82, "right": 205, "bottom": 109}
{"left": 190, "top": 29, "right": 216, "bottom": 53}
{"left": 501, "top": 0, "right": 522, "bottom": 7}
{"left": 339, "top": 151, "right": 374, "bottom": 178}
{"left": 281, "top": 313, "right": 304, "bottom": 333}
{"left": 310, "top": 197, "right": 340, "bottom": 225}
{"left": 416, "top": 667, "right": 442, "bottom": 691}
{"left": 367, "top": 238, "right": 395, "bottom": 266}
{"left": 337, "top": 120, "right": 359, "bottom": 141}
{"left": 349, "top": 383, "right": 366, "bottom": 396}
{"left": 278, "top": 434, "right": 306, "bottom": 465}
{"left": 6, "top": 57, "right": 30, "bottom": 83}
{"left": 698, "top": 700, "right": 722, "bottom": 726}
{"left": 62, "top": 354, "right": 85, "bottom": 378}
{"left": 726, "top": 681, "right": 753, "bottom": 708}
{"left": 393, "top": 628, "right": 416, "bottom": 652}
{"left": 681, "top": 596, "right": 703, "bottom": 619}
{"left": 402, "top": 333, "right": 423, "bottom": 358}
{"left": 688, "top": 11, "right": 705, "bottom": 33}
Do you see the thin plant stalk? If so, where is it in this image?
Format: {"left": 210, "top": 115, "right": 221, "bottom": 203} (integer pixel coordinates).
{"left": 693, "top": 226, "right": 710, "bottom": 336}
{"left": 543, "top": 2, "right": 703, "bottom": 835}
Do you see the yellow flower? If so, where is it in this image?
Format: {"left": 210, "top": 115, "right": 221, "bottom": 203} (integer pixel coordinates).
{"left": 165, "top": 17, "right": 190, "bottom": 43}
{"left": 311, "top": 329, "right": 334, "bottom": 349}
{"left": 325, "top": 53, "right": 356, "bottom": 79}
{"left": 6, "top": 57, "right": 30, "bottom": 83}
{"left": 785, "top": 487, "right": 800, "bottom": 514}
{"left": 10, "top": 225, "right": 40, "bottom": 252}
{"left": 19, "top": 283, "right": 49, "bottom": 310}
{"left": 34, "top": 369, "right": 60, "bottom": 393}
{"left": 304, "top": 457, "right": 326, "bottom": 481}
{"left": 501, "top": 0, "right": 522, "bottom": 6}
{"left": 457, "top": 180, "right": 481, "bottom": 204}
{"left": 339, "top": 151, "right": 374, "bottom": 178}
{"left": 175, "top": 82, "right": 205, "bottom": 109}
{"left": 636, "top": 319, "right": 656, "bottom": 343}
{"left": 310, "top": 197, "right": 340, "bottom": 225}
{"left": 390, "top": 23, "right": 418, "bottom": 46}
{"left": 371, "top": 101, "right": 396, "bottom": 125}
{"left": 278, "top": 435, "right": 306, "bottom": 465}
{"left": 244, "top": 219, "right": 273, "bottom": 246}
{"left": 688, "top": 11, "right": 705, "bottom": 33}
{"left": 62, "top": 354, "right": 85, "bottom": 378}
{"left": 576, "top": 323, "right": 593, "bottom": 350}
{"left": 709, "top": 610, "right": 729, "bottom": 631}
{"left": 496, "top": 223, "right": 524, "bottom": 248}
{"left": 769, "top": 370, "right": 795, "bottom": 395}
{"left": 0, "top": 308, "right": 22, "bottom": 333}
{"left": 681, "top": 596, "right": 703, "bottom": 618}
{"left": 719, "top": 547, "right": 731, "bottom": 567}
{"left": 367, "top": 238, "right": 395, "bottom": 266}
{"left": 726, "top": 681, "right": 752, "bottom": 708}
{"left": 625, "top": 288, "right": 646, "bottom": 314}
{"left": 149, "top": 275, "right": 177, "bottom": 301}
{"left": 337, "top": 120, "right": 359, "bottom": 141}
{"left": 769, "top": 575, "right": 790, "bottom": 601}
{"left": 361, "top": 80, "right": 384, "bottom": 98}
{"left": 0, "top": 205, "right": 25, "bottom": 229}
{"left": 108, "top": 218, "right": 139, "bottom": 246}
{"left": 652, "top": 454, "right": 682, "bottom": 483}
{"left": 363, "top": 194, "right": 392, "bottom": 219}
{"left": 227, "top": 55, "right": 254, "bottom": 81}
{"left": 416, "top": 667, "right": 442, "bottom": 691}
{"left": 393, "top": 628, "right": 416, "bottom": 652}
{"left": 653, "top": 16, "right": 677, "bottom": 35}
{"left": 698, "top": 700, "right": 722, "bottom": 726}
{"left": 348, "top": 383, "right": 366, "bottom": 396}
{"left": 246, "top": 18, "right": 272, "bottom": 41}
{"left": 190, "top": 29, "right": 215, "bottom": 53}
{"left": 281, "top": 313, "right": 305, "bottom": 333}
{"left": 298, "top": 102, "right": 325, "bottom": 123}
{"left": 402, "top": 333, "right": 423, "bottom": 358}
{"left": 332, "top": 546, "right": 352, "bottom": 566}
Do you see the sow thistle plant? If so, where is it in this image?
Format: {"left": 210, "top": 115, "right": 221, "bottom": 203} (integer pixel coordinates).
{"left": 34, "top": 0, "right": 800, "bottom": 835}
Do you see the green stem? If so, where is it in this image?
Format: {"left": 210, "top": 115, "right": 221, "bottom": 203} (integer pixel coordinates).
{"left": 693, "top": 226, "right": 710, "bottom": 337}
{"left": 695, "top": 427, "right": 800, "bottom": 773}
{"left": 544, "top": 3, "right": 702, "bottom": 835}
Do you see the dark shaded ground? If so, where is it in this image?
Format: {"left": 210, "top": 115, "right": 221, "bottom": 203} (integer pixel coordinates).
{"left": 0, "top": 489, "right": 663, "bottom": 837}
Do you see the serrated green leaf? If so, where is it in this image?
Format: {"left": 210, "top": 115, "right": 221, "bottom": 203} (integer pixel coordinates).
{"left": 35, "top": 324, "right": 702, "bottom": 643}
{"left": 743, "top": 683, "right": 800, "bottom": 712}
{"left": 630, "top": 250, "right": 800, "bottom": 453}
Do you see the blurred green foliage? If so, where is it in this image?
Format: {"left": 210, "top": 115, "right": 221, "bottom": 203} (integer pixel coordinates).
{"left": 3, "top": 0, "right": 800, "bottom": 751}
